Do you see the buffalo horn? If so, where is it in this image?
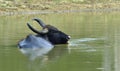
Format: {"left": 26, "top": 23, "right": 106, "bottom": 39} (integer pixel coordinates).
{"left": 27, "top": 23, "right": 48, "bottom": 34}
{"left": 33, "top": 18, "right": 46, "bottom": 28}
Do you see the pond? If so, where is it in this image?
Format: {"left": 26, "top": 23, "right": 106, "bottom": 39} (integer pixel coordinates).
{"left": 0, "top": 12, "right": 119, "bottom": 71}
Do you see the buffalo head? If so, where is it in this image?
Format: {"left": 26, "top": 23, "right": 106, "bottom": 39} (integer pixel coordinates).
{"left": 18, "top": 18, "right": 70, "bottom": 48}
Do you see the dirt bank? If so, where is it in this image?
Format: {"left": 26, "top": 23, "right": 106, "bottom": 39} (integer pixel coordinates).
{"left": 0, "top": 0, "right": 120, "bottom": 13}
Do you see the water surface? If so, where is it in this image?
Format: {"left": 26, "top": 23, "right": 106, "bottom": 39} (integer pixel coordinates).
{"left": 0, "top": 12, "right": 118, "bottom": 71}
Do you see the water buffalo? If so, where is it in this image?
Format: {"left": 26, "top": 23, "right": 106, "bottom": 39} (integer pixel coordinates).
{"left": 18, "top": 18, "right": 70, "bottom": 48}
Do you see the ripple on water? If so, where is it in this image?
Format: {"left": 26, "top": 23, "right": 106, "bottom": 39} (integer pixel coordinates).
{"left": 69, "top": 37, "right": 105, "bottom": 46}
{"left": 68, "top": 37, "right": 106, "bottom": 52}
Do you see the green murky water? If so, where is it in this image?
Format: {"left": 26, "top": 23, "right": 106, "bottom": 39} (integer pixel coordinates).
{"left": 0, "top": 12, "right": 119, "bottom": 71}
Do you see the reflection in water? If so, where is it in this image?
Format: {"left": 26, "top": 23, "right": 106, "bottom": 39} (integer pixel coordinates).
{"left": 103, "top": 45, "right": 113, "bottom": 71}
{"left": 19, "top": 47, "right": 54, "bottom": 71}
{"left": 19, "top": 44, "right": 68, "bottom": 71}
{"left": 19, "top": 46, "right": 54, "bottom": 60}
{"left": 114, "top": 24, "right": 120, "bottom": 71}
